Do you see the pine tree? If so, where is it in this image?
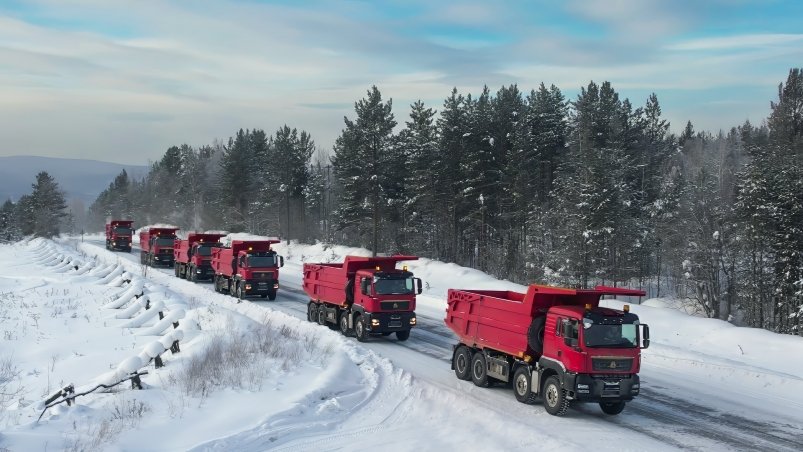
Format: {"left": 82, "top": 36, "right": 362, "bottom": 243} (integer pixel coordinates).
{"left": 435, "top": 88, "right": 469, "bottom": 262}
{"left": 24, "top": 172, "right": 68, "bottom": 237}
{"left": 332, "top": 86, "right": 397, "bottom": 255}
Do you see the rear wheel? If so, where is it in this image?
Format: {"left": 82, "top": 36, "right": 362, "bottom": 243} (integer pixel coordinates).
{"left": 339, "top": 311, "right": 352, "bottom": 336}
{"left": 395, "top": 330, "right": 410, "bottom": 341}
{"left": 542, "top": 376, "right": 569, "bottom": 416}
{"left": 513, "top": 366, "right": 537, "bottom": 404}
{"left": 354, "top": 316, "right": 368, "bottom": 342}
{"left": 453, "top": 346, "right": 472, "bottom": 381}
{"left": 471, "top": 352, "right": 490, "bottom": 387}
{"left": 307, "top": 303, "right": 318, "bottom": 322}
{"left": 599, "top": 401, "right": 626, "bottom": 415}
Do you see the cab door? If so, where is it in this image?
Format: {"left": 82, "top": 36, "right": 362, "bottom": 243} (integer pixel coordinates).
{"left": 557, "top": 317, "right": 586, "bottom": 373}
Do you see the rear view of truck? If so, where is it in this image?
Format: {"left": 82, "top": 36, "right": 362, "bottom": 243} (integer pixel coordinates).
{"left": 105, "top": 220, "right": 134, "bottom": 252}
{"left": 303, "top": 255, "right": 423, "bottom": 342}
{"left": 445, "top": 285, "right": 649, "bottom": 416}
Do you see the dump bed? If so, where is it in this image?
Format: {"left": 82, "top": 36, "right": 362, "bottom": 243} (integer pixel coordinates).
{"left": 302, "top": 255, "right": 418, "bottom": 306}
{"left": 445, "top": 285, "right": 645, "bottom": 358}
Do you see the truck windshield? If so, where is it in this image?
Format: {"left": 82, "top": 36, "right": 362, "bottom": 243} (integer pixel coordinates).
{"left": 374, "top": 277, "right": 414, "bottom": 295}
{"left": 154, "top": 238, "right": 175, "bottom": 247}
{"left": 113, "top": 227, "right": 132, "bottom": 235}
{"left": 247, "top": 254, "right": 277, "bottom": 267}
{"left": 196, "top": 246, "right": 214, "bottom": 256}
{"left": 583, "top": 324, "right": 637, "bottom": 348}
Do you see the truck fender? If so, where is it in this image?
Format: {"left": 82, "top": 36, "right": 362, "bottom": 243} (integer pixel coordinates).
{"left": 537, "top": 357, "right": 567, "bottom": 393}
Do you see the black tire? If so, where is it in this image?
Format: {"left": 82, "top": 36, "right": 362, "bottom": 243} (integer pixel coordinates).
{"left": 268, "top": 290, "right": 277, "bottom": 301}
{"left": 513, "top": 366, "right": 538, "bottom": 404}
{"left": 307, "top": 303, "right": 318, "bottom": 322}
{"left": 396, "top": 330, "right": 410, "bottom": 341}
{"left": 453, "top": 346, "right": 472, "bottom": 381}
{"left": 599, "top": 401, "right": 626, "bottom": 415}
{"left": 527, "top": 315, "right": 546, "bottom": 354}
{"left": 188, "top": 266, "right": 196, "bottom": 282}
{"left": 317, "top": 307, "right": 327, "bottom": 326}
{"left": 174, "top": 264, "right": 180, "bottom": 277}
{"left": 354, "top": 316, "right": 368, "bottom": 342}
{"left": 542, "top": 376, "right": 569, "bottom": 416}
{"left": 471, "top": 352, "right": 490, "bottom": 387}
{"left": 339, "top": 311, "right": 352, "bottom": 336}
{"left": 345, "top": 278, "right": 354, "bottom": 304}
{"left": 236, "top": 283, "right": 245, "bottom": 300}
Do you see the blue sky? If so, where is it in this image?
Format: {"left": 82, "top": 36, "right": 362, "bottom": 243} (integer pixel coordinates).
{"left": 1, "top": 0, "right": 801, "bottom": 164}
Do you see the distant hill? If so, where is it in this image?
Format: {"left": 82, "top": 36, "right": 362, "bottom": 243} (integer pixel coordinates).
{"left": 0, "top": 156, "right": 148, "bottom": 206}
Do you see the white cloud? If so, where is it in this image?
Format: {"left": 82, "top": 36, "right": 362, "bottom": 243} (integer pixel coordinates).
{"left": 667, "top": 33, "right": 803, "bottom": 51}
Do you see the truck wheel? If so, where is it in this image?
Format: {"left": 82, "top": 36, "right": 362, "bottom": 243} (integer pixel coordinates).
{"left": 599, "top": 401, "right": 626, "bottom": 415}
{"left": 174, "top": 264, "right": 180, "bottom": 277}
{"left": 236, "top": 283, "right": 245, "bottom": 301}
{"left": 354, "top": 316, "right": 368, "bottom": 342}
{"left": 527, "top": 316, "right": 546, "bottom": 354}
{"left": 395, "top": 330, "right": 410, "bottom": 341}
{"left": 543, "top": 376, "right": 569, "bottom": 416}
{"left": 307, "top": 303, "right": 318, "bottom": 322}
{"left": 268, "top": 290, "right": 277, "bottom": 301}
{"left": 453, "top": 346, "right": 472, "bottom": 381}
{"left": 188, "top": 266, "right": 196, "bottom": 282}
{"left": 317, "top": 307, "right": 327, "bottom": 326}
{"left": 471, "top": 352, "right": 490, "bottom": 388}
{"left": 513, "top": 366, "right": 537, "bottom": 404}
{"left": 339, "top": 312, "right": 352, "bottom": 336}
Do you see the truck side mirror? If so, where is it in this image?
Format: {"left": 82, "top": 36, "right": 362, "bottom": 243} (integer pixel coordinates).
{"left": 278, "top": 256, "right": 284, "bottom": 267}
{"left": 360, "top": 279, "right": 370, "bottom": 295}
{"left": 415, "top": 278, "right": 423, "bottom": 295}
{"left": 641, "top": 324, "right": 650, "bottom": 349}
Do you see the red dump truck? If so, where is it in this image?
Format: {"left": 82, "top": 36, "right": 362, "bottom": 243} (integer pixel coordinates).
{"left": 445, "top": 285, "right": 649, "bottom": 416}
{"left": 105, "top": 220, "right": 134, "bottom": 252}
{"left": 302, "top": 256, "right": 423, "bottom": 342}
{"left": 173, "top": 232, "right": 226, "bottom": 281}
{"left": 211, "top": 240, "right": 284, "bottom": 300}
{"left": 139, "top": 227, "right": 180, "bottom": 267}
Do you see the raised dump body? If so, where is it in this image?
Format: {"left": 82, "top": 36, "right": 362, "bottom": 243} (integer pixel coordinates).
{"left": 303, "top": 255, "right": 423, "bottom": 342}
{"left": 173, "top": 232, "right": 226, "bottom": 281}
{"left": 210, "top": 240, "right": 283, "bottom": 300}
{"left": 445, "top": 285, "right": 649, "bottom": 416}
{"left": 139, "top": 227, "right": 179, "bottom": 267}
{"left": 105, "top": 220, "right": 134, "bottom": 252}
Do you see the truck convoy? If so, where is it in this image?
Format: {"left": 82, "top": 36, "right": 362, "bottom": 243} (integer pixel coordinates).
{"left": 210, "top": 239, "right": 284, "bottom": 300}
{"left": 105, "top": 220, "right": 134, "bottom": 252}
{"left": 444, "top": 285, "right": 649, "bottom": 416}
{"left": 139, "top": 227, "right": 180, "bottom": 267}
{"left": 302, "top": 255, "right": 423, "bottom": 342}
{"left": 173, "top": 232, "right": 226, "bottom": 281}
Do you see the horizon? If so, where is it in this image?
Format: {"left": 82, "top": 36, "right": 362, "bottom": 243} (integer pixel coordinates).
{"left": 1, "top": 0, "right": 802, "bottom": 165}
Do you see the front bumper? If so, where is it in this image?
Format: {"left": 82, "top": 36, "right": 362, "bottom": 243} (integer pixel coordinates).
{"left": 567, "top": 373, "right": 640, "bottom": 402}
{"left": 152, "top": 254, "right": 174, "bottom": 266}
{"left": 193, "top": 264, "right": 215, "bottom": 279}
{"left": 364, "top": 311, "right": 416, "bottom": 333}
{"left": 243, "top": 279, "right": 278, "bottom": 295}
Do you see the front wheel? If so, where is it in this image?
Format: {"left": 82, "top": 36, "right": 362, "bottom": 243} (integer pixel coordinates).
{"left": 513, "top": 366, "right": 537, "bottom": 404}
{"left": 395, "top": 330, "right": 410, "bottom": 341}
{"left": 236, "top": 283, "right": 245, "bottom": 301}
{"left": 354, "top": 316, "right": 368, "bottom": 342}
{"left": 174, "top": 264, "right": 180, "bottom": 277}
{"left": 542, "top": 376, "right": 569, "bottom": 416}
{"left": 471, "top": 352, "right": 490, "bottom": 388}
{"left": 599, "top": 401, "right": 626, "bottom": 415}
{"left": 268, "top": 290, "right": 277, "bottom": 301}
{"left": 188, "top": 266, "right": 196, "bottom": 282}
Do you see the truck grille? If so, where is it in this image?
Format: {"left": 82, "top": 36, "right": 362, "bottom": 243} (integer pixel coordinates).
{"left": 592, "top": 358, "right": 633, "bottom": 372}
{"left": 252, "top": 272, "right": 273, "bottom": 280}
{"left": 380, "top": 300, "right": 409, "bottom": 311}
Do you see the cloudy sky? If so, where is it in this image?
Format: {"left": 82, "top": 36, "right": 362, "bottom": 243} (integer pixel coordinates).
{"left": 1, "top": 0, "right": 801, "bottom": 165}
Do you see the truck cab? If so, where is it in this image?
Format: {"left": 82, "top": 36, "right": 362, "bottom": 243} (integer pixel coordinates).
{"left": 235, "top": 249, "right": 284, "bottom": 297}
{"left": 105, "top": 220, "right": 134, "bottom": 252}
{"left": 351, "top": 266, "right": 422, "bottom": 338}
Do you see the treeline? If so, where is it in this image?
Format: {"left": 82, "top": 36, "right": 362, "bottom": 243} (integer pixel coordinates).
{"left": 1, "top": 172, "right": 69, "bottom": 240}
{"left": 88, "top": 69, "right": 803, "bottom": 335}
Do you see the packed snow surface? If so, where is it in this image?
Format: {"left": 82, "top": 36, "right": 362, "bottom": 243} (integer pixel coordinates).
{"left": 0, "top": 236, "right": 801, "bottom": 451}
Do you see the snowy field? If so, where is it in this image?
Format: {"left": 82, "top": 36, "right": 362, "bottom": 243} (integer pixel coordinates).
{"left": 0, "top": 236, "right": 802, "bottom": 451}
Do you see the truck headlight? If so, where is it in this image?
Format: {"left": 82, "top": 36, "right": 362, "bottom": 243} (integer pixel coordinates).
{"left": 196, "top": 269, "right": 202, "bottom": 273}
{"left": 409, "top": 317, "right": 417, "bottom": 325}
{"left": 245, "top": 284, "right": 252, "bottom": 290}
{"left": 273, "top": 283, "right": 279, "bottom": 289}
{"left": 371, "top": 319, "right": 380, "bottom": 327}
